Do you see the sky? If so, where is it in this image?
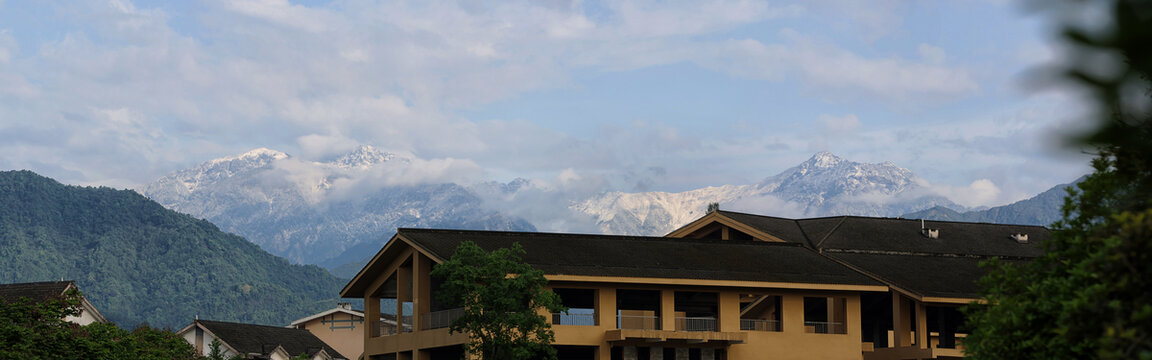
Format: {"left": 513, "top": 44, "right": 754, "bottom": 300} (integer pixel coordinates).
{"left": 0, "top": 0, "right": 1095, "bottom": 208}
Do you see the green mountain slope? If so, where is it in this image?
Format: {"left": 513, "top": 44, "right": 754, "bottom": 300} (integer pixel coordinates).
{"left": 0, "top": 170, "right": 345, "bottom": 329}
{"left": 902, "top": 177, "right": 1083, "bottom": 226}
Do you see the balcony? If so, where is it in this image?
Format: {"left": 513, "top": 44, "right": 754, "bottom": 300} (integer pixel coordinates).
{"left": 420, "top": 308, "right": 465, "bottom": 330}
{"left": 804, "top": 321, "right": 845, "bottom": 334}
{"left": 371, "top": 315, "right": 412, "bottom": 337}
{"left": 675, "top": 317, "right": 717, "bottom": 332}
{"left": 740, "top": 318, "right": 781, "bottom": 332}
{"left": 552, "top": 312, "right": 596, "bottom": 326}
{"left": 617, "top": 315, "right": 661, "bottom": 330}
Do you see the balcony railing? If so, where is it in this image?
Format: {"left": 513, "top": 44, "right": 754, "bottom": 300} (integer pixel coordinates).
{"left": 740, "top": 318, "right": 781, "bottom": 332}
{"left": 552, "top": 312, "right": 596, "bottom": 326}
{"left": 421, "top": 308, "right": 465, "bottom": 330}
{"left": 675, "top": 317, "right": 718, "bottom": 332}
{"left": 370, "top": 315, "right": 414, "bottom": 337}
{"left": 617, "top": 315, "right": 661, "bottom": 330}
{"left": 804, "top": 321, "right": 845, "bottom": 334}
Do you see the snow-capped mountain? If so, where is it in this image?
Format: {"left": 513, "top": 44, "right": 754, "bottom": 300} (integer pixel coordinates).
{"left": 143, "top": 146, "right": 535, "bottom": 270}
{"left": 572, "top": 152, "right": 960, "bottom": 235}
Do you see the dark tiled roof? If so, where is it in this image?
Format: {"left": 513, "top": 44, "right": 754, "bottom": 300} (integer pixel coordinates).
{"left": 197, "top": 320, "right": 345, "bottom": 359}
{"left": 804, "top": 217, "right": 1046, "bottom": 257}
{"left": 398, "top": 229, "right": 882, "bottom": 287}
{"left": 0, "top": 281, "right": 72, "bottom": 302}
{"left": 713, "top": 211, "right": 809, "bottom": 244}
{"left": 824, "top": 252, "right": 1031, "bottom": 299}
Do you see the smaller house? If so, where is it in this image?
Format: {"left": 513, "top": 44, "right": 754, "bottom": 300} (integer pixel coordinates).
{"left": 178, "top": 319, "right": 347, "bottom": 360}
{"left": 288, "top": 303, "right": 373, "bottom": 360}
{"left": 0, "top": 280, "right": 108, "bottom": 325}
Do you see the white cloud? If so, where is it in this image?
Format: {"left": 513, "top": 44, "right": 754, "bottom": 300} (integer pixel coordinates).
{"left": 0, "top": 30, "right": 14, "bottom": 63}
{"left": 918, "top": 44, "right": 947, "bottom": 65}
{"left": 929, "top": 179, "right": 1002, "bottom": 208}
{"left": 821, "top": 114, "right": 862, "bottom": 132}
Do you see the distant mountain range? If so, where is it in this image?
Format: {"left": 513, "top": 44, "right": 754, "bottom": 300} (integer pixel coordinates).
{"left": 570, "top": 152, "right": 961, "bottom": 235}
{"left": 901, "top": 177, "right": 1082, "bottom": 226}
{"left": 143, "top": 146, "right": 535, "bottom": 270}
{"left": 0, "top": 170, "right": 344, "bottom": 329}
{"left": 143, "top": 148, "right": 1074, "bottom": 276}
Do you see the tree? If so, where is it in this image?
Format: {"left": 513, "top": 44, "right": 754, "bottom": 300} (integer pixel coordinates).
{"left": 0, "top": 288, "right": 198, "bottom": 359}
{"left": 707, "top": 202, "right": 720, "bottom": 213}
{"left": 430, "top": 241, "right": 566, "bottom": 360}
{"left": 963, "top": 1, "right": 1152, "bottom": 359}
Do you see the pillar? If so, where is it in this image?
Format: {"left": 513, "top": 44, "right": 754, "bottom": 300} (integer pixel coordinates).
{"left": 701, "top": 348, "right": 715, "bottom": 360}
{"left": 915, "top": 301, "right": 928, "bottom": 348}
{"left": 623, "top": 346, "right": 638, "bottom": 360}
{"left": 661, "top": 290, "right": 676, "bottom": 331}
{"left": 599, "top": 288, "right": 617, "bottom": 328}
{"left": 365, "top": 295, "right": 379, "bottom": 339}
{"left": 650, "top": 346, "right": 663, "bottom": 360}
{"left": 397, "top": 262, "right": 412, "bottom": 332}
{"left": 782, "top": 295, "right": 804, "bottom": 334}
{"left": 718, "top": 292, "right": 740, "bottom": 332}
{"left": 413, "top": 253, "right": 431, "bottom": 331}
{"left": 891, "top": 293, "right": 909, "bottom": 347}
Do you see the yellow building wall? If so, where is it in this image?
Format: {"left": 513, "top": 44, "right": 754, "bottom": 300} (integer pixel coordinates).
{"left": 300, "top": 313, "right": 365, "bottom": 360}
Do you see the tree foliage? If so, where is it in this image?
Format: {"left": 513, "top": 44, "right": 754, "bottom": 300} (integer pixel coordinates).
{"left": 0, "top": 288, "right": 198, "bottom": 359}
{"left": 963, "top": 1, "right": 1152, "bottom": 359}
{"left": 0, "top": 170, "right": 346, "bottom": 329}
{"left": 430, "top": 241, "right": 566, "bottom": 360}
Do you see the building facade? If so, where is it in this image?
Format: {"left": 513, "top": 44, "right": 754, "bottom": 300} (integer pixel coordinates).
{"left": 341, "top": 211, "right": 1046, "bottom": 360}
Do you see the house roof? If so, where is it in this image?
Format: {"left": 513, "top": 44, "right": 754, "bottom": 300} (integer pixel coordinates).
{"left": 396, "top": 229, "right": 883, "bottom": 287}
{"left": 800, "top": 216, "right": 1047, "bottom": 257}
{"left": 822, "top": 252, "right": 1029, "bottom": 299}
{"left": 709, "top": 211, "right": 810, "bottom": 244}
{"left": 0, "top": 281, "right": 74, "bottom": 302}
{"left": 288, "top": 307, "right": 365, "bottom": 327}
{"left": 191, "top": 320, "right": 346, "bottom": 359}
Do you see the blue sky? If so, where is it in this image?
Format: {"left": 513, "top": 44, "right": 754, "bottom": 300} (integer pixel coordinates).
{"left": 0, "top": 0, "right": 1092, "bottom": 208}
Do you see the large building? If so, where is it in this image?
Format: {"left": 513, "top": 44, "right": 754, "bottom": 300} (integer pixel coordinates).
{"left": 341, "top": 210, "right": 1046, "bottom": 360}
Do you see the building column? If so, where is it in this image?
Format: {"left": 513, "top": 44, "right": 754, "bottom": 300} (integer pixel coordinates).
{"left": 781, "top": 295, "right": 804, "bottom": 334}
{"left": 915, "top": 301, "right": 928, "bottom": 348}
{"left": 596, "top": 345, "right": 611, "bottom": 360}
{"left": 414, "top": 349, "right": 431, "bottom": 360}
{"left": 599, "top": 288, "right": 617, "bottom": 328}
{"left": 701, "top": 348, "right": 715, "bottom": 360}
{"left": 365, "top": 295, "right": 379, "bottom": 339}
{"left": 623, "top": 346, "right": 638, "bottom": 360}
{"left": 661, "top": 290, "right": 676, "bottom": 331}
{"left": 892, "top": 293, "right": 910, "bottom": 347}
{"left": 397, "top": 261, "right": 412, "bottom": 333}
{"left": 718, "top": 292, "right": 740, "bottom": 332}
{"left": 413, "top": 253, "right": 431, "bottom": 332}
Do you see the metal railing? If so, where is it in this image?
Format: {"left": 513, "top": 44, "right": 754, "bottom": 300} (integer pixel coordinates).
{"left": 420, "top": 308, "right": 465, "bottom": 330}
{"left": 740, "top": 318, "right": 781, "bottom": 332}
{"left": 552, "top": 312, "right": 596, "bottom": 326}
{"left": 617, "top": 315, "right": 661, "bottom": 330}
{"left": 676, "top": 317, "right": 718, "bottom": 332}
{"left": 804, "top": 321, "right": 845, "bottom": 334}
{"left": 371, "top": 316, "right": 414, "bottom": 337}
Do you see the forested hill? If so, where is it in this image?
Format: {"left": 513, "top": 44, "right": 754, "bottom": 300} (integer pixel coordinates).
{"left": 0, "top": 170, "right": 346, "bottom": 329}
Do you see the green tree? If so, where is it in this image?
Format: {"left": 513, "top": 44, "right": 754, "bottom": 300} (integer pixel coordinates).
{"left": 0, "top": 288, "right": 197, "bottom": 359}
{"left": 430, "top": 241, "right": 566, "bottom": 360}
{"left": 963, "top": 1, "right": 1152, "bottom": 359}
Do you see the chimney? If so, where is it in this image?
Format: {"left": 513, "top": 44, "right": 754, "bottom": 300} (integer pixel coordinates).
{"left": 921, "top": 219, "right": 939, "bottom": 239}
{"left": 338, "top": 302, "right": 351, "bottom": 310}
{"left": 1011, "top": 233, "right": 1029, "bottom": 244}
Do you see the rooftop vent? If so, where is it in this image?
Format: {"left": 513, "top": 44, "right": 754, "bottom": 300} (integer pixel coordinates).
{"left": 1011, "top": 233, "right": 1029, "bottom": 244}
{"left": 920, "top": 219, "right": 939, "bottom": 239}
{"left": 922, "top": 228, "right": 940, "bottom": 239}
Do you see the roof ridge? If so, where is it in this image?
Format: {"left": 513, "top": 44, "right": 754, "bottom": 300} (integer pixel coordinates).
{"left": 398, "top": 228, "right": 806, "bottom": 246}
{"left": 814, "top": 216, "right": 849, "bottom": 248}
{"left": 822, "top": 248, "right": 1037, "bottom": 260}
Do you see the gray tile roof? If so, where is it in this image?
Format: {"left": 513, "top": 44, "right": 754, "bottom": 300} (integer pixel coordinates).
{"left": 196, "top": 320, "right": 345, "bottom": 359}
{"left": 398, "top": 229, "right": 883, "bottom": 287}
{"left": 823, "top": 252, "right": 1031, "bottom": 299}
{"left": 0, "top": 281, "right": 72, "bottom": 302}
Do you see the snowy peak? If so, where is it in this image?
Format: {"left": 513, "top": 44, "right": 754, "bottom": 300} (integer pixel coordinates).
{"left": 210, "top": 148, "right": 289, "bottom": 166}
{"left": 804, "top": 151, "right": 845, "bottom": 169}
{"left": 330, "top": 145, "right": 396, "bottom": 169}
